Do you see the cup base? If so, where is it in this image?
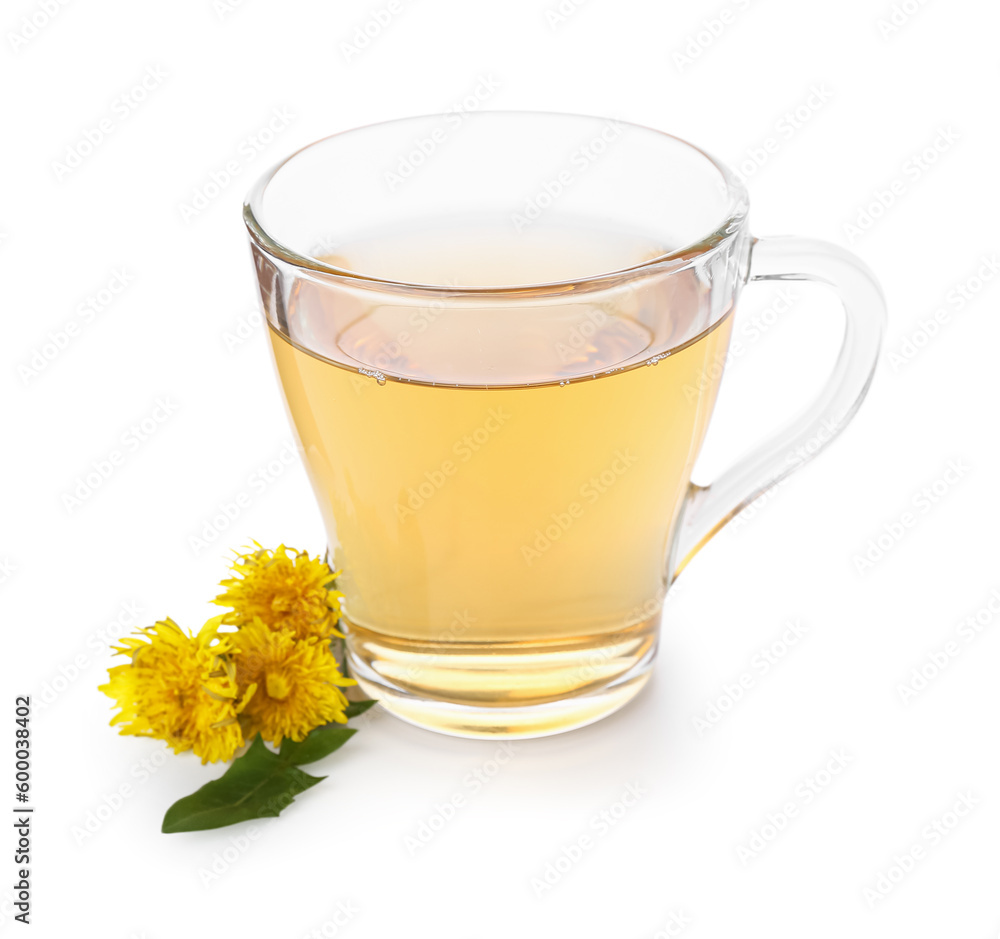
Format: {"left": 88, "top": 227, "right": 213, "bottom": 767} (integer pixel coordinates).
{"left": 347, "top": 644, "right": 654, "bottom": 739}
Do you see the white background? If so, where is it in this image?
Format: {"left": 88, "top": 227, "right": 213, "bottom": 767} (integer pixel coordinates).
{"left": 2, "top": 0, "right": 999, "bottom": 935}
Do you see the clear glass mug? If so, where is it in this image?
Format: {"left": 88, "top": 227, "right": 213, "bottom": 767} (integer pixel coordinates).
{"left": 244, "top": 112, "right": 885, "bottom": 738}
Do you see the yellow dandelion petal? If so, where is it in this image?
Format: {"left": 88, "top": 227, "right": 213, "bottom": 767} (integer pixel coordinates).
{"left": 213, "top": 543, "right": 345, "bottom": 641}
{"left": 232, "top": 618, "right": 356, "bottom": 747}
{"left": 98, "top": 617, "right": 243, "bottom": 764}
{"left": 235, "top": 682, "right": 257, "bottom": 713}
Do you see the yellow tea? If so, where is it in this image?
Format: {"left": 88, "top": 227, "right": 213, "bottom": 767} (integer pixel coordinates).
{"left": 267, "top": 219, "right": 733, "bottom": 735}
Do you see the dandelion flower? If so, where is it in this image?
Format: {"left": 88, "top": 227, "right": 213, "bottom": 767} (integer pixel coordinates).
{"left": 214, "top": 543, "right": 345, "bottom": 640}
{"left": 233, "top": 618, "right": 355, "bottom": 746}
{"left": 99, "top": 617, "right": 248, "bottom": 764}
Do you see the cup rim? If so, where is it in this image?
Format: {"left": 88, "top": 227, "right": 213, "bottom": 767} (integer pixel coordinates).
{"left": 243, "top": 110, "right": 749, "bottom": 296}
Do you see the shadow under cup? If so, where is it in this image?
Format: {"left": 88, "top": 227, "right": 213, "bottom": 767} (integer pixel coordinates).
{"left": 243, "top": 112, "right": 756, "bottom": 738}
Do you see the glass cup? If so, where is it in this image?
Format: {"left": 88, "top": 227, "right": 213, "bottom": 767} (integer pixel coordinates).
{"left": 244, "top": 111, "right": 885, "bottom": 738}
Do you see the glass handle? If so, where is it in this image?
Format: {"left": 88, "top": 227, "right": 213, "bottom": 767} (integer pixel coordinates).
{"left": 672, "top": 235, "right": 887, "bottom": 579}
